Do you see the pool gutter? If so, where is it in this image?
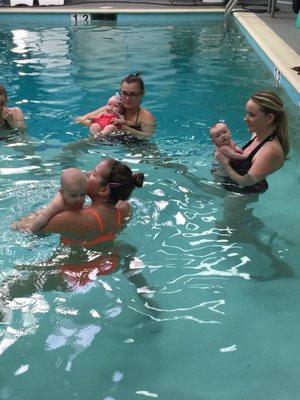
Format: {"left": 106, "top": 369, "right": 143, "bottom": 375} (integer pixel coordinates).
{"left": 0, "top": 7, "right": 299, "bottom": 105}
{"left": 234, "top": 11, "right": 300, "bottom": 107}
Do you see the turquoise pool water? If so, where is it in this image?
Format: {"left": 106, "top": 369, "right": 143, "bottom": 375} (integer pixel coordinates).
{"left": 0, "top": 15, "right": 300, "bottom": 400}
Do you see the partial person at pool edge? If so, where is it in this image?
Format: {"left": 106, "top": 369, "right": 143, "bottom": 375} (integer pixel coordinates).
{"left": 75, "top": 73, "right": 156, "bottom": 139}
{"left": 0, "top": 84, "right": 26, "bottom": 133}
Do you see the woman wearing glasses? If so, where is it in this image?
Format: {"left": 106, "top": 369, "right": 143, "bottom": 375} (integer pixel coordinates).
{"left": 76, "top": 74, "right": 156, "bottom": 139}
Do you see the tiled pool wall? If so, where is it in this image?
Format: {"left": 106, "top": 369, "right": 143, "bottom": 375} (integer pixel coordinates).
{"left": 0, "top": 11, "right": 299, "bottom": 106}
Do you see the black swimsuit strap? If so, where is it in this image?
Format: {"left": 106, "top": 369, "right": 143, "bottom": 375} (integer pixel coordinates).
{"left": 135, "top": 106, "right": 140, "bottom": 124}
{"left": 245, "top": 132, "right": 276, "bottom": 160}
{"left": 242, "top": 137, "right": 255, "bottom": 150}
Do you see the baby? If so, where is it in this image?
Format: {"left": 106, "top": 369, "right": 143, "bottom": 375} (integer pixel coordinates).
{"left": 29, "top": 167, "right": 87, "bottom": 232}
{"left": 76, "top": 95, "right": 126, "bottom": 138}
{"left": 209, "top": 122, "right": 245, "bottom": 160}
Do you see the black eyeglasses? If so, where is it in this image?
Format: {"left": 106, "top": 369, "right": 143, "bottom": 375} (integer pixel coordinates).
{"left": 119, "top": 90, "right": 142, "bottom": 100}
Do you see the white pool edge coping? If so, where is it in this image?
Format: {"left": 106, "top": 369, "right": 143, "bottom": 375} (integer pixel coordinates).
{"left": 235, "top": 11, "right": 300, "bottom": 105}
{"left": 0, "top": 7, "right": 299, "bottom": 104}
{"left": 0, "top": 7, "right": 224, "bottom": 13}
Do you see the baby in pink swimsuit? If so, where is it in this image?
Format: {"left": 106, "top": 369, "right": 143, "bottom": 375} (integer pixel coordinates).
{"left": 89, "top": 95, "right": 126, "bottom": 138}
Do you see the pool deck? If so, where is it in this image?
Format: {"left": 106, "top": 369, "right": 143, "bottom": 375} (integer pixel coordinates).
{"left": 0, "top": 1, "right": 299, "bottom": 102}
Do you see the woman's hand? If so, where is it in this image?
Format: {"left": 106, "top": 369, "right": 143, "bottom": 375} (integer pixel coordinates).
{"left": 1, "top": 107, "right": 15, "bottom": 127}
{"left": 75, "top": 115, "right": 92, "bottom": 126}
{"left": 112, "top": 117, "right": 126, "bottom": 127}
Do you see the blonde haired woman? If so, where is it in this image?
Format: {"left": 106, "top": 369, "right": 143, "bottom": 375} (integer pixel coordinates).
{"left": 216, "top": 90, "right": 289, "bottom": 193}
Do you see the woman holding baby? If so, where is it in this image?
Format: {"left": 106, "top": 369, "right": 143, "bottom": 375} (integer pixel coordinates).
{"left": 76, "top": 73, "right": 156, "bottom": 139}
{"left": 214, "top": 90, "right": 289, "bottom": 194}
{"left": 14, "top": 158, "right": 144, "bottom": 247}
{"left": 11, "top": 158, "right": 145, "bottom": 287}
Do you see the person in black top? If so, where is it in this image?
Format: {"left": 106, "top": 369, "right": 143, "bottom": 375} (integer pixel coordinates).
{"left": 75, "top": 74, "right": 156, "bottom": 140}
{"left": 182, "top": 91, "right": 292, "bottom": 280}
{"left": 215, "top": 90, "right": 289, "bottom": 193}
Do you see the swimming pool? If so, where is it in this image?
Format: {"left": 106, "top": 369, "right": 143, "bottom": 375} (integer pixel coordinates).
{"left": 1, "top": 14, "right": 300, "bottom": 400}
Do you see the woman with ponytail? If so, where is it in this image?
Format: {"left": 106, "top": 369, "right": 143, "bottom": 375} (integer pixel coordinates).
{"left": 215, "top": 90, "right": 289, "bottom": 193}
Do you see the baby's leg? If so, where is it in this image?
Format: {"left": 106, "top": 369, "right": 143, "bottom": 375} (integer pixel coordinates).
{"left": 89, "top": 123, "right": 102, "bottom": 136}
{"left": 100, "top": 124, "right": 118, "bottom": 136}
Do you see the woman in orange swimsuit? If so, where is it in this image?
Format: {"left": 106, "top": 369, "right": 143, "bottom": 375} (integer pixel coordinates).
{"left": 39, "top": 158, "right": 144, "bottom": 245}
{"left": 12, "top": 158, "right": 145, "bottom": 286}
{"left": 76, "top": 73, "right": 156, "bottom": 139}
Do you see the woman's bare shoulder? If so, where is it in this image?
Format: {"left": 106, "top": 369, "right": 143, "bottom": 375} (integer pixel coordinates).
{"left": 252, "top": 139, "right": 284, "bottom": 175}
{"left": 140, "top": 107, "right": 155, "bottom": 123}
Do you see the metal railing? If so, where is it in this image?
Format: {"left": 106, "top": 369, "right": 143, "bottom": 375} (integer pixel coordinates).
{"left": 224, "top": 0, "right": 278, "bottom": 31}
{"left": 224, "top": 0, "right": 239, "bottom": 31}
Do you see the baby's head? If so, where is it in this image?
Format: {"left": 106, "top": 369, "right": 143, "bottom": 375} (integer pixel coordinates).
{"left": 209, "top": 122, "right": 232, "bottom": 146}
{"left": 60, "top": 168, "right": 87, "bottom": 210}
{"left": 107, "top": 95, "right": 123, "bottom": 113}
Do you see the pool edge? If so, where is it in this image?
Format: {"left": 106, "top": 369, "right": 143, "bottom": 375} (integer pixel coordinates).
{"left": 234, "top": 12, "right": 300, "bottom": 107}
{"left": 0, "top": 8, "right": 299, "bottom": 106}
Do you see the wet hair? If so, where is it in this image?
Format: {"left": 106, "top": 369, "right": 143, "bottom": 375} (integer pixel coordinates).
{"left": 250, "top": 91, "right": 289, "bottom": 157}
{"left": 0, "top": 84, "right": 8, "bottom": 102}
{"left": 121, "top": 73, "right": 145, "bottom": 93}
{"left": 104, "top": 159, "right": 144, "bottom": 204}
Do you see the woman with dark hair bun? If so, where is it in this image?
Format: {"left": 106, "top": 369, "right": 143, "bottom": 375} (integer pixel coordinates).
{"left": 14, "top": 158, "right": 144, "bottom": 248}
{"left": 76, "top": 73, "right": 156, "bottom": 139}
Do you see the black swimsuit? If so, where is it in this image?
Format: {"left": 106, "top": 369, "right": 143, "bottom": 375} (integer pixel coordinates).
{"left": 107, "top": 107, "right": 146, "bottom": 144}
{"left": 222, "top": 132, "right": 276, "bottom": 194}
{"left": 127, "top": 107, "right": 142, "bottom": 131}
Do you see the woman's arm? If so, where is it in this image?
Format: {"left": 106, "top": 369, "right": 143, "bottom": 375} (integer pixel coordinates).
{"left": 11, "top": 211, "right": 41, "bottom": 231}
{"left": 11, "top": 193, "right": 66, "bottom": 232}
{"left": 216, "top": 144, "right": 284, "bottom": 186}
{"left": 75, "top": 106, "right": 107, "bottom": 125}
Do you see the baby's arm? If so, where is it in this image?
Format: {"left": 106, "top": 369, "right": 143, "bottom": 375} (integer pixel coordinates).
{"left": 219, "top": 144, "right": 246, "bottom": 160}
{"left": 29, "top": 193, "right": 66, "bottom": 232}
